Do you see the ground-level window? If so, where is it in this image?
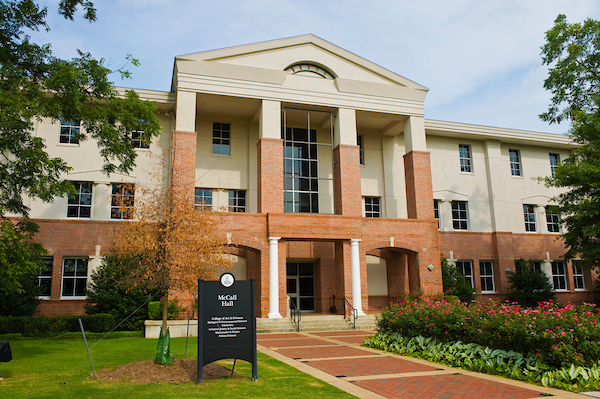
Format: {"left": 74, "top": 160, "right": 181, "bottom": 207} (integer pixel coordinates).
{"left": 37, "top": 257, "right": 53, "bottom": 297}
{"left": 479, "top": 261, "right": 495, "bottom": 293}
{"left": 551, "top": 261, "right": 567, "bottom": 291}
{"left": 456, "top": 260, "right": 473, "bottom": 287}
{"left": 364, "top": 197, "right": 381, "bottom": 218}
{"left": 572, "top": 261, "right": 585, "bottom": 290}
{"left": 61, "top": 258, "right": 88, "bottom": 297}
{"left": 195, "top": 188, "right": 213, "bottom": 210}
{"left": 451, "top": 201, "right": 468, "bottom": 230}
{"left": 531, "top": 261, "right": 542, "bottom": 272}
{"left": 228, "top": 190, "right": 246, "bottom": 212}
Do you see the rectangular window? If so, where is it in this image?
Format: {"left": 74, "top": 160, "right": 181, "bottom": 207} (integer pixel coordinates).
{"left": 212, "top": 122, "right": 230, "bottom": 155}
{"left": 111, "top": 183, "right": 135, "bottom": 219}
{"left": 531, "top": 261, "right": 542, "bottom": 272}
{"left": 456, "top": 261, "right": 473, "bottom": 287}
{"left": 546, "top": 206, "right": 560, "bottom": 233}
{"left": 572, "top": 261, "right": 585, "bottom": 290}
{"left": 357, "top": 135, "right": 364, "bottom": 165}
{"left": 523, "top": 204, "right": 537, "bottom": 232}
{"left": 451, "top": 201, "right": 468, "bottom": 230}
{"left": 228, "top": 190, "right": 246, "bottom": 212}
{"left": 283, "top": 127, "right": 319, "bottom": 213}
{"left": 131, "top": 130, "right": 150, "bottom": 149}
{"left": 551, "top": 261, "right": 567, "bottom": 291}
{"left": 549, "top": 153, "right": 560, "bottom": 177}
{"left": 195, "top": 188, "right": 213, "bottom": 210}
{"left": 459, "top": 144, "right": 472, "bottom": 173}
{"left": 61, "top": 258, "right": 88, "bottom": 297}
{"left": 67, "top": 181, "right": 92, "bottom": 218}
{"left": 434, "top": 199, "right": 440, "bottom": 229}
{"left": 59, "top": 118, "right": 80, "bottom": 144}
{"left": 509, "top": 149, "right": 522, "bottom": 176}
{"left": 364, "top": 197, "right": 381, "bottom": 218}
{"left": 37, "top": 257, "right": 53, "bottom": 297}
{"left": 480, "top": 261, "right": 495, "bottom": 292}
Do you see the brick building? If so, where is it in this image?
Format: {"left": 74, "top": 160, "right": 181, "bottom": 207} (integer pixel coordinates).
{"left": 25, "top": 36, "right": 597, "bottom": 317}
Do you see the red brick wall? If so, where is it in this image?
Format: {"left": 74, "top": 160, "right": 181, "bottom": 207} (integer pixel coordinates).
{"left": 257, "top": 138, "right": 284, "bottom": 213}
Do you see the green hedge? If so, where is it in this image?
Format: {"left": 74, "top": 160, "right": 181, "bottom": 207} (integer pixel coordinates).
{"left": 0, "top": 314, "right": 116, "bottom": 335}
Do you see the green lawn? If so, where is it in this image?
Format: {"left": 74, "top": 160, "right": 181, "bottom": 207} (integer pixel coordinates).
{"left": 0, "top": 337, "right": 355, "bottom": 399}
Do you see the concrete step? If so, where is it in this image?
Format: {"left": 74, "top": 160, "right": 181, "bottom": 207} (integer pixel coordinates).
{"left": 256, "top": 314, "right": 377, "bottom": 333}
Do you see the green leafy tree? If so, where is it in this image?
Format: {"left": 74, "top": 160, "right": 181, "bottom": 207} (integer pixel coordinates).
{"left": 85, "top": 254, "right": 165, "bottom": 331}
{"left": 0, "top": 218, "right": 46, "bottom": 294}
{"left": 441, "top": 255, "right": 475, "bottom": 302}
{"left": 540, "top": 15, "right": 600, "bottom": 269}
{"left": 507, "top": 259, "right": 556, "bottom": 308}
{"left": 0, "top": 1, "right": 161, "bottom": 294}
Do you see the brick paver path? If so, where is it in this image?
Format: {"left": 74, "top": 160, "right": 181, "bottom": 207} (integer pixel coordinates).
{"left": 257, "top": 330, "right": 560, "bottom": 399}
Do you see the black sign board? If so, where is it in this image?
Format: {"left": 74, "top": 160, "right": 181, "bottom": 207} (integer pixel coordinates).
{"left": 198, "top": 274, "right": 257, "bottom": 383}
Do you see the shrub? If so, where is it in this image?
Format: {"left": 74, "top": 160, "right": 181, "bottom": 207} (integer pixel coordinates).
{"left": 441, "top": 256, "right": 475, "bottom": 302}
{"left": 377, "top": 296, "right": 600, "bottom": 368}
{"left": 0, "top": 271, "right": 42, "bottom": 317}
{"left": 85, "top": 254, "right": 164, "bottom": 330}
{"left": 507, "top": 258, "right": 556, "bottom": 307}
{"left": 148, "top": 298, "right": 185, "bottom": 320}
{"left": 0, "top": 314, "right": 115, "bottom": 335}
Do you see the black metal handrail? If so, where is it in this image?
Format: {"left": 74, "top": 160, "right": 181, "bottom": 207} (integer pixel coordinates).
{"left": 342, "top": 298, "right": 358, "bottom": 330}
{"left": 290, "top": 299, "right": 301, "bottom": 332}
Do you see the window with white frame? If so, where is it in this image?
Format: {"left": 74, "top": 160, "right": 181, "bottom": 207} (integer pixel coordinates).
{"left": 195, "top": 188, "right": 213, "bottom": 210}
{"left": 451, "top": 201, "right": 468, "bottom": 230}
{"left": 228, "top": 190, "right": 246, "bottom": 212}
{"left": 523, "top": 204, "right": 537, "bottom": 232}
{"left": 531, "top": 261, "right": 543, "bottom": 272}
{"left": 459, "top": 144, "right": 472, "bottom": 173}
{"left": 364, "top": 197, "right": 381, "bottom": 218}
{"left": 551, "top": 261, "right": 567, "bottom": 291}
{"left": 110, "top": 183, "right": 135, "bottom": 219}
{"left": 546, "top": 206, "right": 560, "bottom": 233}
{"left": 357, "top": 135, "right": 364, "bottom": 165}
{"left": 61, "top": 258, "right": 88, "bottom": 297}
{"left": 212, "top": 123, "right": 231, "bottom": 155}
{"left": 434, "top": 199, "right": 440, "bottom": 229}
{"left": 572, "top": 261, "right": 585, "bottom": 290}
{"left": 549, "top": 153, "right": 560, "bottom": 178}
{"left": 37, "top": 257, "right": 53, "bottom": 297}
{"left": 456, "top": 260, "right": 473, "bottom": 287}
{"left": 67, "top": 181, "right": 92, "bottom": 218}
{"left": 59, "top": 118, "right": 81, "bottom": 144}
{"left": 480, "top": 261, "right": 495, "bottom": 292}
{"left": 509, "top": 149, "right": 522, "bottom": 176}
{"left": 131, "top": 130, "right": 150, "bottom": 149}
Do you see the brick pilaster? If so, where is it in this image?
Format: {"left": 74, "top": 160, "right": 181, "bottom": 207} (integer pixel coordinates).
{"left": 172, "top": 130, "right": 197, "bottom": 201}
{"left": 404, "top": 150, "right": 434, "bottom": 219}
{"left": 333, "top": 145, "right": 362, "bottom": 216}
{"left": 258, "top": 138, "right": 283, "bottom": 213}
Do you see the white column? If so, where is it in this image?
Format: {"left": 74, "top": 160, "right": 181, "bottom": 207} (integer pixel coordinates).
{"left": 260, "top": 100, "right": 281, "bottom": 139}
{"left": 350, "top": 239, "right": 366, "bottom": 316}
{"left": 334, "top": 108, "right": 357, "bottom": 147}
{"left": 268, "top": 237, "right": 282, "bottom": 318}
{"left": 403, "top": 116, "right": 427, "bottom": 152}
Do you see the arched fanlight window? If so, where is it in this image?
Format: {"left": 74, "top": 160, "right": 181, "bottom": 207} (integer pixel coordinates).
{"left": 284, "top": 63, "right": 335, "bottom": 79}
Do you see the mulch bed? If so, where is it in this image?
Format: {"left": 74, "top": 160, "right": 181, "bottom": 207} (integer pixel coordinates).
{"left": 95, "top": 359, "right": 231, "bottom": 384}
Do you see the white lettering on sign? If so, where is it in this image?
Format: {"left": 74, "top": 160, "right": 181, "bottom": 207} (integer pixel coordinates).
{"left": 207, "top": 316, "right": 248, "bottom": 338}
{"left": 217, "top": 294, "right": 238, "bottom": 307}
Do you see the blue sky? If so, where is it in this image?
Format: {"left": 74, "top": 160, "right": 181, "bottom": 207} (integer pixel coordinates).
{"left": 33, "top": 0, "right": 600, "bottom": 134}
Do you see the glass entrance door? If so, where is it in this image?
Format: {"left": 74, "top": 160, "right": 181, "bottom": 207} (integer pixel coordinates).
{"left": 286, "top": 262, "right": 315, "bottom": 311}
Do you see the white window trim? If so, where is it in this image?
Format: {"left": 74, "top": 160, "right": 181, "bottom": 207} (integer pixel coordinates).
{"left": 459, "top": 144, "right": 473, "bottom": 173}
{"left": 572, "top": 261, "right": 586, "bottom": 291}
{"left": 60, "top": 257, "right": 89, "bottom": 300}
{"left": 479, "top": 260, "right": 496, "bottom": 294}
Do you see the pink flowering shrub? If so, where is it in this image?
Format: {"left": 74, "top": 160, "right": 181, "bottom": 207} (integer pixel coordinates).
{"left": 377, "top": 296, "right": 600, "bottom": 368}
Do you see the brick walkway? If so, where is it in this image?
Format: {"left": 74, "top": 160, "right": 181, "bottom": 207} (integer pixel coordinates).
{"left": 257, "top": 330, "right": 587, "bottom": 399}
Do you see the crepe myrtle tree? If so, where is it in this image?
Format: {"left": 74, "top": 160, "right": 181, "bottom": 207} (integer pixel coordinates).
{"left": 0, "top": 0, "right": 161, "bottom": 292}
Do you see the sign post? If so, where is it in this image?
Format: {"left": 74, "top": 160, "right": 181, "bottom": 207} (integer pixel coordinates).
{"left": 198, "top": 274, "right": 257, "bottom": 383}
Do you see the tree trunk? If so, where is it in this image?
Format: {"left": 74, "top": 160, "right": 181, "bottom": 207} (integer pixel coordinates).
{"left": 161, "top": 290, "right": 169, "bottom": 335}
